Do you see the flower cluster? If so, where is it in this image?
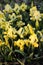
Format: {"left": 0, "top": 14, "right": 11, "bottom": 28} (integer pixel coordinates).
{"left": 0, "top": 3, "right": 43, "bottom": 52}
{"left": 30, "top": 6, "right": 42, "bottom": 28}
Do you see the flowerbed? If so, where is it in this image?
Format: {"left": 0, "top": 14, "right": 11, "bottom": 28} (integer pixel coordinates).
{"left": 0, "top": 1, "right": 43, "bottom": 65}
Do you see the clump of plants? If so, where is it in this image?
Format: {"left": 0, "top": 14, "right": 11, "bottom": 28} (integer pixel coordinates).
{"left": 0, "top": 2, "right": 43, "bottom": 65}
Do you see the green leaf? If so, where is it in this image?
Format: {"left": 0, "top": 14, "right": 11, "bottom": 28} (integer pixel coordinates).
{"left": 29, "top": 52, "right": 33, "bottom": 58}
{"left": 14, "top": 50, "right": 26, "bottom": 57}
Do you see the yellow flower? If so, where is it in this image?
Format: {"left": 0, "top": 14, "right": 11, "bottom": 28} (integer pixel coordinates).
{"left": 24, "top": 39, "right": 30, "bottom": 46}
{"left": 29, "top": 34, "right": 38, "bottom": 43}
{"left": 17, "top": 15, "right": 22, "bottom": 20}
{"left": 4, "top": 35, "right": 10, "bottom": 48}
{"left": 30, "top": 6, "right": 41, "bottom": 22}
{"left": 9, "top": 13, "right": 16, "bottom": 19}
{"left": 33, "top": 42, "right": 39, "bottom": 47}
{"left": 4, "top": 4, "right": 13, "bottom": 13}
{"left": 30, "top": 6, "right": 42, "bottom": 28}
{"left": 27, "top": 24, "right": 34, "bottom": 34}
{"left": 16, "top": 21, "right": 25, "bottom": 27}
{"left": 7, "top": 27, "right": 13, "bottom": 37}
{"left": 0, "top": 21, "right": 10, "bottom": 30}
{"left": 20, "top": 45, "right": 24, "bottom": 51}
{"left": 13, "top": 3, "right": 20, "bottom": 14}
{"left": 4, "top": 26, "right": 17, "bottom": 39}
{"left": 33, "top": 11, "right": 41, "bottom": 21}
{"left": 4, "top": 35, "right": 8, "bottom": 45}
{"left": 0, "top": 11, "right": 5, "bottom": 20}
{"left": 29, "top": 34, "right": 39, "bottom": 48}
{"left": 17, "top": 24, "right": 34, "bottom": 38}
{"left": 20, "top": 3, "right": 27, "bottom": 11}
{"left": 17, "top": 27, "right": 24, "bottom": 38}
{"left": 30, "top": 17, "right": 35, "bottom": 21}
{"left": 30, "top": 6, "right": 37, "bottom": 16}
{"left": 14, "top": 39, "right": 25, "bottom": 51}
{"left": 24, "top": 26, "right": 29, "bottom": 35}
{"left": 14, "top": 39, "right": 25, "bottom": 47}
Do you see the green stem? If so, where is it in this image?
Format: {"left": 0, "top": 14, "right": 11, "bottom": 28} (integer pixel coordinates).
{"left": 17, "top": 59, "right": 24, "bottom": 65}
{"left": 35, "top": 20, "right": 39, "bottom": 29}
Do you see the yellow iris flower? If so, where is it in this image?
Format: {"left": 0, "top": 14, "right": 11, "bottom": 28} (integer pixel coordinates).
{"left": 14, "top": 39, "right": 25, "bottom": 51}
{"left": 20, "top": 3, "right": 27, "bottom": 11}
{"left": 3, "top": 4, "right": 13, "bottom": 13}
{"left": 29, "top": 34, "right": 38, "bottom": 43}
{"left": 33, "top": 42, "right": 39, "bottom": 47}
{"left": 13, "top": 3, "right": 20, "bottom": 14}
